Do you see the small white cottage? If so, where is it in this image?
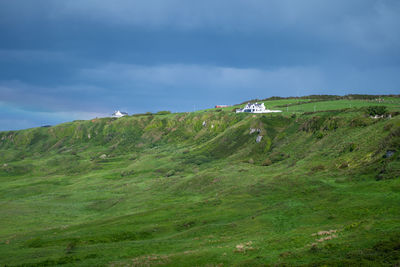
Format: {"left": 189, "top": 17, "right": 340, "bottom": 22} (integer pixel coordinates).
{"left": 112, "top": 110, "right": 128, "bottom": 118}
{"left": 236, "top": 102, "right": 282, "bottom": 113}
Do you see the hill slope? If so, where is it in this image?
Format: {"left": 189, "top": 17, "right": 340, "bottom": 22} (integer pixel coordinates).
{"left": 1, "top": 101, "right": 400, "bottom": 266}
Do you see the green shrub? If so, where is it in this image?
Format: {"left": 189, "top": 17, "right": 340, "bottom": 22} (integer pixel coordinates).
{"left": 339, "top": 162, "right": 349, "bottom": 169}
{"left": 365, "top": 106, "right": 388, "bottom": 116}
{"left": 269, "top": 152, "right": 289, "bottom": 163}
{"left": 300, "top": 116, "right": 324, "bottom": 132}
{"left": 184, "top": 154, "right": 211, "bottom": 165}
{"left": 315, "top": 131, "right": 325, "bottom": 139}
{"left": 156, "top": 111, "right": 171, "bottom": 115}
{"left": 66, "top": 239, "right": 79, "bottom": 254}
{"left": 384, "top": 123, "right": 393, "bottom": 131}
{"left": 165, "top": 170, "right": 176, "bottom": 177}
{"left": 311, "top": 165, "right": 325, "bottom": 172}
{"left": 1, "top": 163, "right": 34, "bottom": 175}
{"left": 120, "top": 169, "right": 135, "bottom": 177}
{"left": 380, "top": 126, "right": 400, "bottom": 151}
{"left": 348, "top": 142, "right": 357, "bottom": 152}
{"left": 322, "top": 117, "right": 341, "bottom": 131}
{"left": 350, "top": 117, "right": 372, "bottom": 127}
{"left": 25, "top": 237, "right": 44, "bottom": 248}
{"left": 262, "top": 158, "right": 272, "bottom": 166}
{"left": 176, "top": 221, "right": 196, "bottom": 231}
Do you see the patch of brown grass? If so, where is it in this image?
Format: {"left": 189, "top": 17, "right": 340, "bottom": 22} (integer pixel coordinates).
{"left": 307, "top": 229, "right": 339, "bottom": 249}
{"left": 234, "top": 241, "right": 255, "bottom": 253}
{"left": 110, "top": 254, "right": 170, "bottom": 267}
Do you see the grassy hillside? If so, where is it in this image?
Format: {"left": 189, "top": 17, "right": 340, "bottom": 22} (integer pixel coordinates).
{"left": 1, "top": 97, "right": 400, "bottom": 266}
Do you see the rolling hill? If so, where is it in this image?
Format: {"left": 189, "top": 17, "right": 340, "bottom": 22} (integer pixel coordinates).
{"left": 1, "top": 96, "right": 400, "bottom": 266}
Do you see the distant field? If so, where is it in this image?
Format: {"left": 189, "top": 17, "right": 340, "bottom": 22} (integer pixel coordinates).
{"left": 282, "top": 98, "right": 400, "bottom": 113}
{"left": 203, "top": 99, "right": 311, "bottom": 112}
{"left": 205, "top": 97, "right": 400, "bottom": 114}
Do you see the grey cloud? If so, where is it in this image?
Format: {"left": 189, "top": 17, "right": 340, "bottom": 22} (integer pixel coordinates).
{"left": 2, "top": 1, "right": 398, "bottom": 52}
{"left": 1, "top": 1, "right": 399, "bottom": 62}
{"left": 79, "top": 63, "right": 324, "bottom": 95}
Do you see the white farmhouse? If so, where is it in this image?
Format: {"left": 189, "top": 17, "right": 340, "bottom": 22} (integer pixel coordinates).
{"left": 112, "top": 110, "right": 128, "bottom": 118}
{"left": 236, "top": 102, "right": 282, "bottom": 113}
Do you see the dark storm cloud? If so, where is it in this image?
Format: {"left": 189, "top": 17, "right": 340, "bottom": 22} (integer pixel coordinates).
{"left": 0, "top": 0, "right": 399, "bottom": 130}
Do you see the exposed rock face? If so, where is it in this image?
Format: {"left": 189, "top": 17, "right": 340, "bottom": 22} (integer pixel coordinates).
{"left": 384, "top": 150, "right": 396, "bottom": 158}
{"left": 256, "top": 135, "right": 263, "bottom": 143}
{"left": 249, "top": 128, "right": 261, "bottom": 134}
{"left": 99, "top": 154, "right": 107, "bottom": 159}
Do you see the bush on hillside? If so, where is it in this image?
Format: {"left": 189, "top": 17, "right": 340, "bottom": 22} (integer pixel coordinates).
{"left": 25, "top": 237, "right": 44, "bottom": 248}
{"left": 315, "top": 131, "right": 325, "bottom": 139}
{"left": 1, "top": 163, "right": 34, "bottom": 175}
{"left": 269, "top": 152, "right": 289, "bottom": 163}
{"left": 165, "top": 170, "right": 176, "bottom": 177}
{"left": 349, "top": 117, "right": 372, "bottom": 127}
{"left": 29, "top": 131, "right": 48, "bottom": 146}
{"left": 376, "top": 162, "right": 400, "bottom": 180}
{"left": 300, "top": 116, "right": 325, "bottom": 132}
{"left": 311, "top": 164, "right": 325, "bottom": 172}
{"left": 120, "top": 169, "right": 135, "bottom": 177}
{"left": 65, "top": 239, "right": 79, "bottom": 254}
{"left": 384, "top": 123, "right": 393, "bottom": 131}
{"left": 380, "top": 126, "right": 400, "bottom": 151}
{"left": 183, "top": 154, "right": 211, "bottom": 165}
{"left": 339, "top": 162, "right": 349, "bottom": 169}
{"left": 348, "top": 142, "right": 357, "bottom": 152}
{"left": 262, "top": 158, "right": 272, "bottom": 166}
{"left": 365, "top": 106, "right": 388, "bottom": 117}
{"left": 156, "top": 111, "right": 171, "bottom": 115}
{"left": 322, "top": 117, "right": 341, "bottom": 131}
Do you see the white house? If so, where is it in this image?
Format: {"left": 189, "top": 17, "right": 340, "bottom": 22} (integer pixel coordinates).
{"left": 112, "top": 110, "right": 128, "bottom": 118}
{"left": 236, "top": 102, "right": 282, "bottom": 113}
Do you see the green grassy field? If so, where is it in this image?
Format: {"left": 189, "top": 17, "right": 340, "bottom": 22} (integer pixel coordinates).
{"left": 1, "top": 96, "right": 400, "bottom": 266}
{"left": 207, "top": 96, "right": 400, "bottom": 114}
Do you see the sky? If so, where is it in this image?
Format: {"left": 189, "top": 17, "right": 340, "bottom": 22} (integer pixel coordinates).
{"left": 0, "top": 0, "right": 399, "bottom": 130}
